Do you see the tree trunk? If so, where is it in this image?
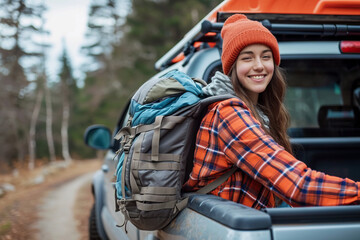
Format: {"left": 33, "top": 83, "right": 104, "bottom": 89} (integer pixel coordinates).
{"left": 9, "top": 109, "right": 24, "bottom": 164}
{"left": 45, "top": 83, "right": 56, "bottom": 162}
{"left": 61, "top": 102, "right": 72, "bottom": 162}
{"left": 28, "top": 89, "right": 44, "bottom": 170}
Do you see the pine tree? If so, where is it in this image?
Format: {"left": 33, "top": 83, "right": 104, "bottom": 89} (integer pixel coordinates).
{"left": 0, "top": 0, "right": 48, "bottom": 168}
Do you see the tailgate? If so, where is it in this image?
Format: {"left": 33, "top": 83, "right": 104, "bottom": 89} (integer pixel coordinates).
{"left": 264, "top": 205, "right": 360, "bottom": 240}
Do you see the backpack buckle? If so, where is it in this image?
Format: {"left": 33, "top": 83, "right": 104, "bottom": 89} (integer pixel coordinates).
{"left": 123, "top": 143, "right": 131, "bottom": 153}
{"left": 117, "top": 198, "right": 126, "bottom": 206}
{"left": 123, "top": 135, "right": 134, "bottom": 153}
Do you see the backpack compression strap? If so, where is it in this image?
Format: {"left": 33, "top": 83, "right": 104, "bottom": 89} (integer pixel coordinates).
{"left": 175, "top": 165, "right": 238, "bottom": 214}
{"left": 195, "top": 165, "right": 238, "bottom": 194}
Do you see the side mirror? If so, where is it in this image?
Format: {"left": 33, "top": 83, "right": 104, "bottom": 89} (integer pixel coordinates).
{"left": 84, "top": 125, "right": 112, "bottom": 150}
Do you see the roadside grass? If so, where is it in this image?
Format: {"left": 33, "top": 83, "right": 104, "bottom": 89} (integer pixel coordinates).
{"left": 0, "top": 221, "right": 11, "bottom": 236}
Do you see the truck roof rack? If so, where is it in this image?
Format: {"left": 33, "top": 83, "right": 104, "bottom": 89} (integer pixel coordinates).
{"left": 155, "top": 13, "right": 360, "bottom": 71}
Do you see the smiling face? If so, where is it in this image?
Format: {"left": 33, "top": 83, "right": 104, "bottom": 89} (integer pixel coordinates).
{"left": 235, "top": 44, "right": 275, "bottom": 104}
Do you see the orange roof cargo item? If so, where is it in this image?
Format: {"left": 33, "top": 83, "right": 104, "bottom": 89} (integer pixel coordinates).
{"left": 207, "top": 0, "right": 360, "bottom": 22}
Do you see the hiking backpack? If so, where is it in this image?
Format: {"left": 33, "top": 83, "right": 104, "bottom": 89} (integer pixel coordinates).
{"left": 114, "top": 70, "right": 235, "bottom": 231}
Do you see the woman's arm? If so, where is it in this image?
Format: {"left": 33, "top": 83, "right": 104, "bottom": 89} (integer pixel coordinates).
{"left": 216, "top": 99, "right": 360, "bottom": 206}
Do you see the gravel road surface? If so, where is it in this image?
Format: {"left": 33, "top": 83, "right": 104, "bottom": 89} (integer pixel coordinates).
{"left": 33, "top": 172, "right": 95, "bottom": 240}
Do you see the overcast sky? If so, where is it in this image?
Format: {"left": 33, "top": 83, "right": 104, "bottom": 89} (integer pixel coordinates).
{"left": 44, "top": 0, "right": 90, "bottom": 86}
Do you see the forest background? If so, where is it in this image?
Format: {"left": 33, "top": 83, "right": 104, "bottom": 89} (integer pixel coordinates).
{"left": 0, "top": 0, "right": 222, "bottom": 172}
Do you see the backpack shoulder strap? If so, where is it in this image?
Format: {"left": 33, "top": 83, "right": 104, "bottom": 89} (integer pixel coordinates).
{"left": 195, "top": 166, "right": 238, "bottom": 194}
{"left": 200, "top": 94, "right": 235, "bottom": 106}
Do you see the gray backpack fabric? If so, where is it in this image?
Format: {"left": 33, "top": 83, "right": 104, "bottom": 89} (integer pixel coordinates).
{"left": 114, "top": 70, "right": 235, "bottom": 231}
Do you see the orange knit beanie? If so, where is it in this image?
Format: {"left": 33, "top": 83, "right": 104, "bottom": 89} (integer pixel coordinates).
{"left": 221, "top": 14, "right": 280, "bottom": 75}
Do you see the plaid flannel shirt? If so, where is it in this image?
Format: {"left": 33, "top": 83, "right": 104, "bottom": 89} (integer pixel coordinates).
{"left": 183, "top": 98, "right": 360, "bottom": 209}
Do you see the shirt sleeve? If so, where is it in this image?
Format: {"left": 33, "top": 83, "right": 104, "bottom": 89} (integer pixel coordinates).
{"left": 216, "top": 99, "right": 360, "bottom": 207}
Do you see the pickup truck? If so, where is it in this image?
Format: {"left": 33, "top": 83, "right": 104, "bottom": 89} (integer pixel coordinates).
{"left": 84, "top": 0, "right": 360, "bottom": 239}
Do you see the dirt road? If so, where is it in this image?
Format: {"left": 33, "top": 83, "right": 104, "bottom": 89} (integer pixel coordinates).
{"left": 0, "top": 160, "right": 101, "bottom": 240}
{"left": 33, "top": 172, "right": 95, "bottom": 240}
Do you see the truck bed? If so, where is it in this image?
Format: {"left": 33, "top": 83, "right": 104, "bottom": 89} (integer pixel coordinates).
{"left": 157, "top": 194, "right": 360, "bottom": 240}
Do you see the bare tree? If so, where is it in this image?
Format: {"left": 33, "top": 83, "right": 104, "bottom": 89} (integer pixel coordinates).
{"left": 28, "top": 80, "right": 44, "bottom": 170}
{"left": 28, "top": 5, "right": 55, "bottom": 169}
{"left": 61, "top": 95, "right": 71, "bottom": 163}
{"left": 45, "top": 81, "right": 56, "bottom": 162}
{"left": 59, "top": 43, "right": 77, "bottom": 162}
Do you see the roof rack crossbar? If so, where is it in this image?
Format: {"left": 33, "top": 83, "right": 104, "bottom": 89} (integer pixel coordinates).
{"left": 201, "top": 20, "right": 360, "bottom": 36}
{"left": 263, "top": 20, "right": 360, "bottom": 36}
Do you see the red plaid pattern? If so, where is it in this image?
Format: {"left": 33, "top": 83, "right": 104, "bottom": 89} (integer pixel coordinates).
{"left": 183, "top": 98, "right": 360, "bottom": 208}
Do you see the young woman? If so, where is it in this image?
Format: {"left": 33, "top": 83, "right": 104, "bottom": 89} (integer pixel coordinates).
{"left": 183, "top": 14, "right": 360, "bottom": 209}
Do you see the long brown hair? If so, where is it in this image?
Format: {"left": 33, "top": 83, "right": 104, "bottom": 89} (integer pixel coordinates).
{"left": 229, "top": 63, "right": 293, "bottom": 154}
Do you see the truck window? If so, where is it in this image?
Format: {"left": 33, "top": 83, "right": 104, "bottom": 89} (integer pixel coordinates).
{"left": 282, "top": 58, "right": 359, "bottom": 128}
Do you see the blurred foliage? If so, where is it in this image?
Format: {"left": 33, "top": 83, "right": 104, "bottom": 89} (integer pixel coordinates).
{"left": 77, "top": 0, "right": 223, "bottom": 158}
{"left": 0, "top": 0, "right": 223, "bottom": 169}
